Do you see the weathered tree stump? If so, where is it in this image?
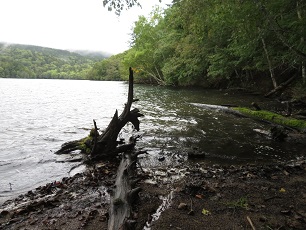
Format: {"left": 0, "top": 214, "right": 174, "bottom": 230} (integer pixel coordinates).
{"left": 91, "top": 67, "right": 143, "bottom": 160}
{"left": 55, "top": 67, "right": 143, "bottom": 160}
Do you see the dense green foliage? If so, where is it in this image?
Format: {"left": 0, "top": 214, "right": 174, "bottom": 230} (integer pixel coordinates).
{"left": 92, "top": 0, "right": 305, "bottom": 94}
{"left": 86, "top": 53, "right": 126, "bottom": 81}
{"left": 0, "top": 43, "right": 106, "bottom": 79}
{"left": 126, "top": 0, "right": 305, "bottom": 87}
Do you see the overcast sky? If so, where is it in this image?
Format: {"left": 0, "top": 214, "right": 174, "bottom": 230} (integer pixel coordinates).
{"left": 0, "top": 0, "right": 171, "bottom": 54}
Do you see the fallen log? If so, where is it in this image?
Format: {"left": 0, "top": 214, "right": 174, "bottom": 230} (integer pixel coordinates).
{"left": 191, "top": 103, "right": 306, "bottom": 133}
{"left": 264, "top": 75, "right": 297, "bottom": 98}
{"left": 190, "top": 103, "right": 246, "bottom": 118}
{"left": 108, "top": 150, "right": 141, "bottom": 230}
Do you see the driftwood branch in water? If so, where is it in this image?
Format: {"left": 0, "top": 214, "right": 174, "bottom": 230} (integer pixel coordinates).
{"left": 54, "top": 67, "right": 143, "bottom": 159}
{"left": 90, "top": 119, "right": 98, "bottom": 156}
{"left": 264, "top": 75, "right": 297, "bottom": 98}
{"left": 191, "top": 103, "right": 306, "bottom": 133}
{"left": 190, "top": 103, "right": 246, "bottom": 117}
{"left": 91, "top": 67, "right": 144, "bottom": 159}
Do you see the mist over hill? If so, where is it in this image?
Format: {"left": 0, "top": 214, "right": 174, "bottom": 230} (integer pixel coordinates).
{"left": 69, "top": 49, "right": 112, "bottom": 60}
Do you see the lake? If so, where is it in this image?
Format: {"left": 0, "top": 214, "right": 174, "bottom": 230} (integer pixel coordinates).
{"left": 0, "top": 78, "right": 304, "bottom": 204}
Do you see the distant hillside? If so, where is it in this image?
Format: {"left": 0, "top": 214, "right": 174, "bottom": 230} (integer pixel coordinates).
{"left": 0, "top": 43, "right": 107, "bottom": 79}
{"left": 70, "top": 49, "right": 111, "bottom": 60}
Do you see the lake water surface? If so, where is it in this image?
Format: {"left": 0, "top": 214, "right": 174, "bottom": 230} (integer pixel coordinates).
{"left": 0, "top": 78, "right": 305, "bottom": 204}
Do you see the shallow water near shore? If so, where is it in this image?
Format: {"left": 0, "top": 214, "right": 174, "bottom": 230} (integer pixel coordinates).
{"left": 0, "top": 78, "right": 305, "bottom": 204}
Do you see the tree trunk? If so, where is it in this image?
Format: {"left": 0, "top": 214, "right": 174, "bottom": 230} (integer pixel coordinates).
{"left": 297, "top": 0, "right": 306, "bottom": 83}
{"left": 302, "top": 64, "right": 306, "bottom": 84}
{"left": 254, "top": 0, "right": 306, "bottom": 59}
{"left": 91, "top": 67, "right": 143, "bottom": 159}
{"left": 108, "top": 151, "right": 141, "bottom": 230}
{"left": 261, "top": 36, "right": 277, "bottom": 88}
{"left": 191, "top": 102, "right": 306, "bottom": 132}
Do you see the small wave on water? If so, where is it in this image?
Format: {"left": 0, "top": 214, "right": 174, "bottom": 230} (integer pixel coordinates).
{"left": 0, "top": 161, "right": 12, "bottom": 167}
{"left": 42, "top": 137, "right": 63, "bottom": 142}
{"left": 0, "top": 79, "right": 127, "bottom": 204}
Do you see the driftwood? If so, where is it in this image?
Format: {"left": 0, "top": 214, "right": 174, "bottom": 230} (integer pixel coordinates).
{"left": 55, "top": 67, "right": 143, "bottom": 160}
{"left": 191, "top": 103, "right": 306, "bottom": 134}
{"left": 264, "top": 75, "right": 297, "bottom": 98}
{"left": 54, "top": 67, "right": 144, "bottom": 229}
{"left": 108, "top": 150, "right": 142, "bottom": 230}
{"left": 190, "top": 103, "right": 246, "bottom": 117}
{"left": 91, "top": 68, "right": 143, "bottom": 159}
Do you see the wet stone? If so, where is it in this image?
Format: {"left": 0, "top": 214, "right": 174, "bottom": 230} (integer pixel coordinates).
{"left": 188, "top": 151, "right": 206, "bottom": 159}
{"left": 158, "top": 156, "right": 165, "bottom": 161}
{"left": 178, "top": 203, "right": 188, "bottom": 210}
{"left": 0, "top": 210, "right": 10, "bottom": 217}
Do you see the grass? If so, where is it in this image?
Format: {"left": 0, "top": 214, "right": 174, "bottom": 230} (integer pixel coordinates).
{"left": 224, "top": 197, "right": 249, "bottom": 210}
{"left": 233, "top": 107, "right": 306, "bottom": 131}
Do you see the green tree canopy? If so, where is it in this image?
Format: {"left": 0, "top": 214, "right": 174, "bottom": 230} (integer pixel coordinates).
{"left": 121, "top": 0, "right": 305, "bottom": 90}
{"left": 102, "top": 0, "right": 141, "bottom": 15}
{"left": 0, "top": 43, "right": 105, "bottom": 79}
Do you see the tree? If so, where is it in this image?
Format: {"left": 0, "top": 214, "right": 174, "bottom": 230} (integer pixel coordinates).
{"left": 0, "top": 43, "right": 99, "bottom": 79}
{"left": 103, "top": 0, "right": 306, "bottom": 92}
{"left": 124, "top": 7, "right": 166, "bottom": 85}
{"left": 102, "top": 0, "right": 141, "bottom": 15}
{"left": 86, "top": 53, "right": 125, "bottom": 81}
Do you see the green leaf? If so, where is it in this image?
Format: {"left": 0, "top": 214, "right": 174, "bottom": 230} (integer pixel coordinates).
{"left": 202, "top": 208, "right": 211, "bottom": 215}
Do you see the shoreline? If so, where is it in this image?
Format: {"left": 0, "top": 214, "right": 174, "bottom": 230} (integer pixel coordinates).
{"left": 1, "top": 157, "right": 306, "bottom": 229}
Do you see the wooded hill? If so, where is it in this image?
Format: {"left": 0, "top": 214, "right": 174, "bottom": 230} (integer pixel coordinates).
{"left": 89, "top": 0, "right": 306, "bottom": 99}
{"left": 0, "top": 43, "right": 108, "bottom": 79}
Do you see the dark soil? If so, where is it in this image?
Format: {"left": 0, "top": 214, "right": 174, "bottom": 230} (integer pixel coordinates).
{"left": 147, "top": 159, "right": 306, "bottom": 230}
{"left": 1, "top": 157, "right": 306, "bottom": 230}
{"left": 0, "top": 160, "right": 119, "bottom": 230}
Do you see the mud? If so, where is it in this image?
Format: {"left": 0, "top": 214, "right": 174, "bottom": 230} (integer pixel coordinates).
{"left": 1, "top": 157, "right": 306, "bottom": 230}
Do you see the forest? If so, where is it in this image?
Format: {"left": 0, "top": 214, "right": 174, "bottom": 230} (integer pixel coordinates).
{"left": 0, "top": 43, "right": 107, "bottom": 79}
{"left": 1, "top": 1, "right": 306, "bottom": 229}
{"left": 1, "top": 0, "right": 305, "bottom": 99}
{"left": 89, "top": 0, "right": 306, "bottom": 99}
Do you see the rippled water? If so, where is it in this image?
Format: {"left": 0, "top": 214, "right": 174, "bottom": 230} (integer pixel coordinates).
{"left": 0, "top": 79, "right": 305, "bottom": 204}
{"left": 0, "top": 79, "right": 127, "bottom": 203}
{"left": 134, "top": 86, "right": 305, "bottom": 168}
